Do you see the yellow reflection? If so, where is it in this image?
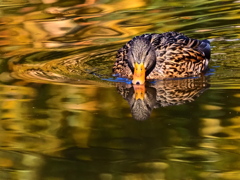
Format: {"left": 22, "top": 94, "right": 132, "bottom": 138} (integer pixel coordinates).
{"left": 94, "top": 0, "right": 147, "bottom": 14}
{"left": 234, "top": 93, "right": 240, "bottom": 98}
{"left": 202, "top": 104, "right": 222, "bottom": 110}
{"left": 232, "top": 107, "right": 240, "bottom": 112}
{"left": 201, "top": 118, "right": 223, "bottom": 136}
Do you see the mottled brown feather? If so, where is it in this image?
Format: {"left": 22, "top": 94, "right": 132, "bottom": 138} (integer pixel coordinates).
{"left": 113, "top": 32, "right": 211, "bottom": 80}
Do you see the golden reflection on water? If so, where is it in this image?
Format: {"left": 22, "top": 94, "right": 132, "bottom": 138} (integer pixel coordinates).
{"left": 0, "top": 0, "right": 240, "bottom": 180}
{"left": 0, "top": 82, "right": 240, "bottom": 179}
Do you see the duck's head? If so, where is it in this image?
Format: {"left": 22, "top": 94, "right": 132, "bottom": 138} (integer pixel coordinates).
{"left": 127, "top": 37, "right": 156, "bottom": 85}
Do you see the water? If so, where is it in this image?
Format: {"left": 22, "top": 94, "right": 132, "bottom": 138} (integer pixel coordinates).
{"left": 0, "top": 0, "right": 240, "bottom": 179}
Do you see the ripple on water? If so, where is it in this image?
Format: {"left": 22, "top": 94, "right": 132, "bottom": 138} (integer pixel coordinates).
{"left": 0, "top": 0, "right": 240, "bottom": 180}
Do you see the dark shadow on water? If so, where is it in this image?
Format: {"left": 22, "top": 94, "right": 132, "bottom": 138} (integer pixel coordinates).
{"left": 116, "top": 76, "right": 210, "bottom": 121}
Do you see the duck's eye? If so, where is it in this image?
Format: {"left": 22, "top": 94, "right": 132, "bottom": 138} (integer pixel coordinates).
{"left": 146, "top": 47, "right": 151, "bottom": 56}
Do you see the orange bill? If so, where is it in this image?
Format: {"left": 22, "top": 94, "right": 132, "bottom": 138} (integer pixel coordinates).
{"left": 133, "top": 84, "right": 145, "bottom": 100}
{"left": 132, "top": 62, "right": 146, "bottom": 85}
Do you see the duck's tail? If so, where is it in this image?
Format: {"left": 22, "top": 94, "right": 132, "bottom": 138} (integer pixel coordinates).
{"left": 198, "top": 39, "right": 211, "bottom": 60}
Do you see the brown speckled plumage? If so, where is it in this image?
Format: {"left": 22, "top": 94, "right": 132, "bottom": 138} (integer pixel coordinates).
{"left": 113, "top": 32, "right": 211, "bottom": 80}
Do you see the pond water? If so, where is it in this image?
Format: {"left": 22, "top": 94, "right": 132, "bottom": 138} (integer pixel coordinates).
{"left": 0, "top": 0, "right": 240, "bottom": 179}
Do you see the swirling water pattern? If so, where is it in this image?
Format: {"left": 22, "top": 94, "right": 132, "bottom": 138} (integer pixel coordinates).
{"left": 0, "top": 0, "right": 240, "bottom": 179}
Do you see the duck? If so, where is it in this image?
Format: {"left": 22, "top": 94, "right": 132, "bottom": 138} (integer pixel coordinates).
{"left": 112, "top": 32, "right": 211, "bottom": 85}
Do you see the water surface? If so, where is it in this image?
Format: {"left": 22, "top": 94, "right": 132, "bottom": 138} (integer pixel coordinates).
{"left": 0, "top": 0, "right": 240, "bottom": 179}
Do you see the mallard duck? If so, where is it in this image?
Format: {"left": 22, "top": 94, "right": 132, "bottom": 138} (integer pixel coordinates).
{"left": 113, "top": 32, "right": 211, "bottom": 84}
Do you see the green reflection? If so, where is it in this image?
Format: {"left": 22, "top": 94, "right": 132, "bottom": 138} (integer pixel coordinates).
{"left": 0, "top": 0, "right": 240, "bottom": 180}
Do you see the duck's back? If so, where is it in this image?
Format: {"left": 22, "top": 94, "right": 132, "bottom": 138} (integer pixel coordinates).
{"left": 141, "top": 32, "right": 210, "bottom": 56}
{"left": 147, "top": 32, "right": 211, "bottom": 79}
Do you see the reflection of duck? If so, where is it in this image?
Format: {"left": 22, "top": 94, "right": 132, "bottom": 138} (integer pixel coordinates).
{"left": 116, "top": 77, "right": 210, "bottom": 120}
{"left": 113, "top": 32, "right": 211, "bottom": 85}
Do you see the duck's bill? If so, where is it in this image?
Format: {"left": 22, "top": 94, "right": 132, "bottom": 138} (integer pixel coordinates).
{"left": 132, "top": 62, "right": 145, "bottom": 85}
{"left": 133, "top": 84, "right": 145, "bottom": 100}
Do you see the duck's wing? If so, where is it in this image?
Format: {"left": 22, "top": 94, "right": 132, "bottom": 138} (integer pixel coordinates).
{"left": 147, "top": 44, "right": 208, "bottom": 79}
{"left": 147, "top": 34, "right": 211, "bottom": 79}
{"left": 151, "top": 32, "right": 211, "bottom": 60}
{"left": 175, "top": 36, "right": 211, "bottom": 60}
